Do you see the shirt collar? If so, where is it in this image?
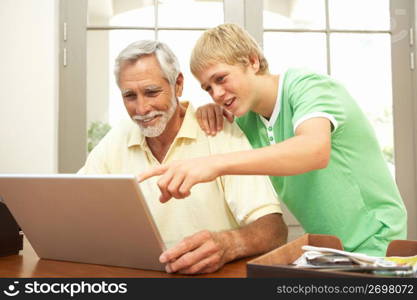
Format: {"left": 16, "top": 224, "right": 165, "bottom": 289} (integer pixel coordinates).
{"left": 127, "top": 101, "right": 198, "bottom": 148}
{"left": 259, "top": 71, "right": 285, "bottom": 128}
{"left": 176, "top": 102, "right": 199, "bottom": 140}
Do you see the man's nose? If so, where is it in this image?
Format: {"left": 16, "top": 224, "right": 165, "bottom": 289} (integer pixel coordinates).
{"left": 135, "top": 99, "right": 151, "bottom": 116}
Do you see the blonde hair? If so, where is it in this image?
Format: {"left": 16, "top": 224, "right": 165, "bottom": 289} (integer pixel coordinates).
{"left": 190, "top": 23, "right": 269, "bottom": 76}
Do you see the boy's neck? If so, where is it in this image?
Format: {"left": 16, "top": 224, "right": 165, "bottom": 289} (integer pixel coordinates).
{"left": 252, "top": 73, "right": 279, "bottom": 119}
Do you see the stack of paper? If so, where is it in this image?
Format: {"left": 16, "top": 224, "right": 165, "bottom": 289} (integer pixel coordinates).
{"left": 292, "top": 245, "right": 415, "bottom": 277}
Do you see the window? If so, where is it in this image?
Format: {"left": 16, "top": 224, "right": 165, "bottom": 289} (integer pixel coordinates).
{"left": 61, "top": 0, "right": 416, "bottom": 240}
{"left": 263, "top": 0, "right": 394, "bottom": 171}
{"left": 87, "top": 0, "right": 223, "bottom": 126}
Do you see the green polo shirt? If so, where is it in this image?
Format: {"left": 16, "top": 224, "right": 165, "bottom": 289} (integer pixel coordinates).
{"left": 236, "top": 68, "right": 407, "bottom": 256}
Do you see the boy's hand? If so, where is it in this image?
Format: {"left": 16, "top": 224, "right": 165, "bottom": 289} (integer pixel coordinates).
{"left": 196, "top": 103, "right": 234, "bottom": 136}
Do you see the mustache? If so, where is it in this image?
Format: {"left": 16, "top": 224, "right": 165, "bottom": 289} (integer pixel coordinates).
{"left": 133, "top": 111, "right": 165, "bottom": 121}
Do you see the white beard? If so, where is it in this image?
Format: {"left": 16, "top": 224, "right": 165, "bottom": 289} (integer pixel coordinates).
{"left": 132, "top": 96, "right": 178, "bottom": 137}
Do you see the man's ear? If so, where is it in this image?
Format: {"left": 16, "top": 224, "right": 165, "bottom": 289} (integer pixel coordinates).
{"left": 248, "top": 54, "right": 260, "bottom": 73}
{"left": 175, "top": 72, "right": 184, "bottom": 97}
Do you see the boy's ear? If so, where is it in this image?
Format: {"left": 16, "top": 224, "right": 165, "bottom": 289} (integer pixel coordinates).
{"left": 175, "top": 72, "right": 184, "bottom": 97}
{"left": 249, "top": 54, "right": 260, "bottom": 73}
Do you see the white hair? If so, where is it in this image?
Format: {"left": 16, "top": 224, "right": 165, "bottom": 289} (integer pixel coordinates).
{"left": 114, "top": 40, "right": 180, "bottom": 86}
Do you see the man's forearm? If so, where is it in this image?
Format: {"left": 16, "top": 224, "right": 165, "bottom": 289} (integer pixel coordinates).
{"left": 221, "top": 213, "right": 288, "bottom": 263}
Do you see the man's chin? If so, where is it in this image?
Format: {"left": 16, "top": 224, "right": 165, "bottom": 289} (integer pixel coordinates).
{"left": 138, "top": 124, "right": 166, "bottom": 138}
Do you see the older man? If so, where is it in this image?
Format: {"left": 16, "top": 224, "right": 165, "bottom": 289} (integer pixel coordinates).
{"left": 78, "top": 40, "right": 287, "bottom": 274}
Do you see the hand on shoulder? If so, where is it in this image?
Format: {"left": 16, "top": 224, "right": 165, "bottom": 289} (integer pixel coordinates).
{"left": 196, "top": 103, "right": 234, "bottom": 136}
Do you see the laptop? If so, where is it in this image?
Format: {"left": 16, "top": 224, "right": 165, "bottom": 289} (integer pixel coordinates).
{"left": 0, "top": 174, "right": 166, "bottom": 271}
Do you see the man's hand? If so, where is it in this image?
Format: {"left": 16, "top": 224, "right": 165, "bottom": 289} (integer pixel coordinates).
{"left": 160, "top": 214, "right": 287, "bottom": 275}
{"left": 137, "top": 156, "right": 224, "bottom": 203}
{"left": 160, "top": 230, "right": 233, "bottom": 274}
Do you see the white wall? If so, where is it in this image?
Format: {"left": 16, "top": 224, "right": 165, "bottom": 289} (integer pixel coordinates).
{"left": 0, "top": 0, "right": 59, "bottom": 173}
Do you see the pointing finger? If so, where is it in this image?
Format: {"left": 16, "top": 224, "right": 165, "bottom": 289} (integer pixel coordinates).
{"left": 137, "top": 165, "right": 168, "bottom": 183}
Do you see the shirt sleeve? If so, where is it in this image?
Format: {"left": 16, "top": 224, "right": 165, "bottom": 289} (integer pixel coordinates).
{"left": 287, "top": 69, "right": 347, "bottom": 134}
{"left": 209, "top": 121, "right": 282, "bottom": 225}
{"left": 77, "top": 129, "right": 113, "bottom": 175}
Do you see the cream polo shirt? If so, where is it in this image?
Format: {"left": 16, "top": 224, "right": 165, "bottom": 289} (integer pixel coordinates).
{"left": 79, "top": 102, "right": 281, "bottom": 248}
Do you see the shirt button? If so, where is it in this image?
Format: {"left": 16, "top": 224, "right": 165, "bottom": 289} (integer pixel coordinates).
{"left": 268, "top": 126, "right": 272, "bottom": 131}
{"left": 269, "top": 136, "right": 273, "bottom": 141}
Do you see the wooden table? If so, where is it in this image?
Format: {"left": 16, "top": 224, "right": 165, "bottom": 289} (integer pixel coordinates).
{"left": 0, "top": 238, "right": 248, "bottom": 278}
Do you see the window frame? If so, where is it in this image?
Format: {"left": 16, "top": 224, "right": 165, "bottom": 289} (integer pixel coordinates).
{"left": 59, "top": 0, "right": 416, "bottom": 240}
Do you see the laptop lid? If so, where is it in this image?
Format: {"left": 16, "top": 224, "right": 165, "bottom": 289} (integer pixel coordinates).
{"left": 0, "top": 174, "right": 166, "bottom": 271}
